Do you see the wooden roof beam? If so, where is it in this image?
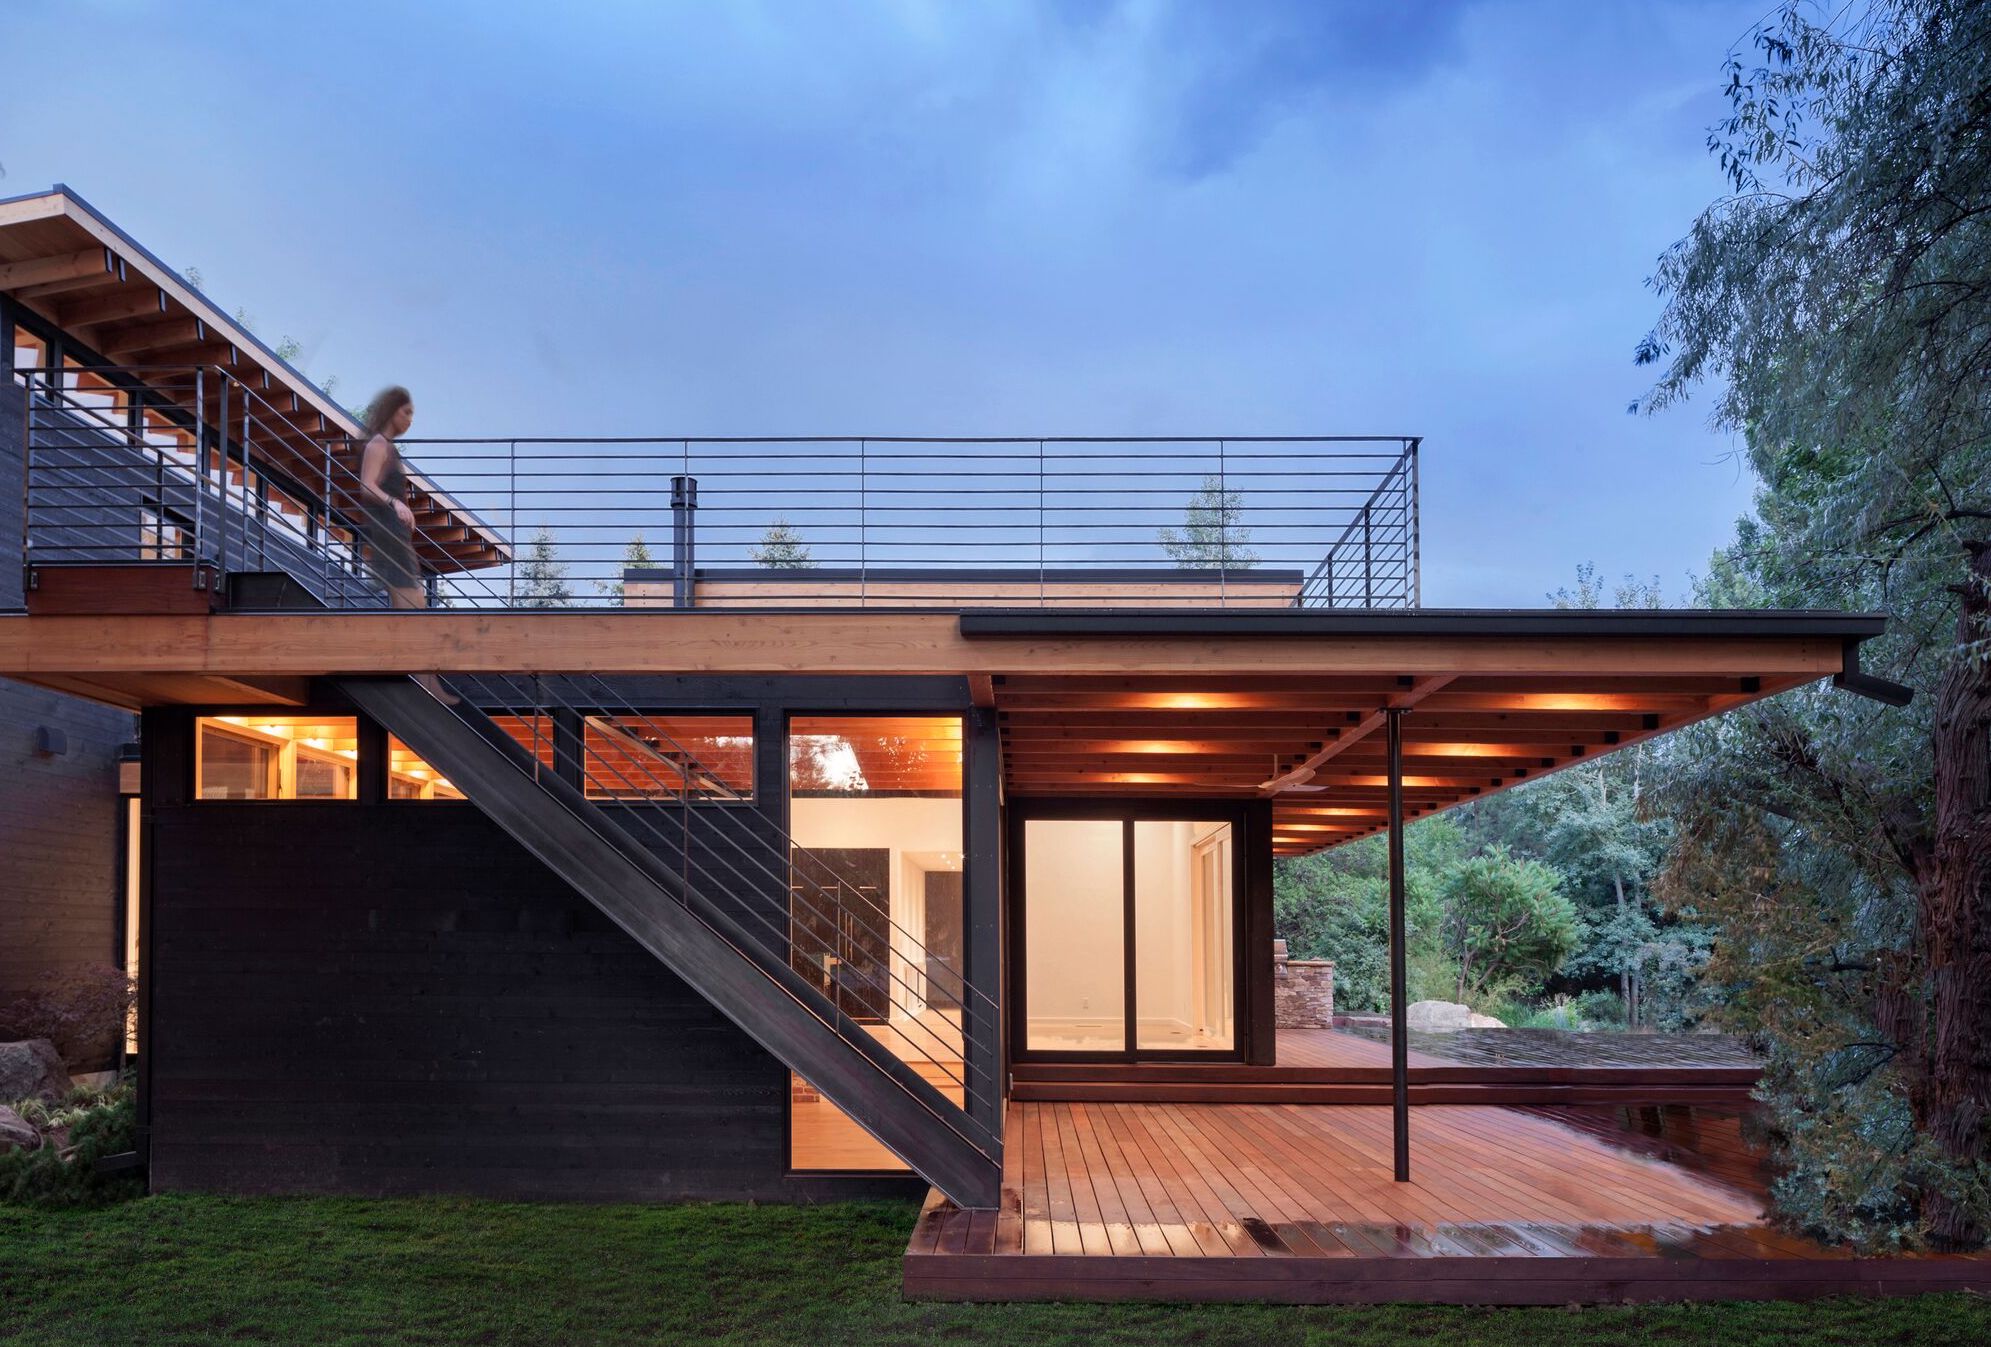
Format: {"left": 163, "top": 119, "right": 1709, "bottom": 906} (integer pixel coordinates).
{"left": 58, "top": 286, "right": 169, "bottom": 329}
{"left": 0, "top": 246, "right": 117, "bottom": 291}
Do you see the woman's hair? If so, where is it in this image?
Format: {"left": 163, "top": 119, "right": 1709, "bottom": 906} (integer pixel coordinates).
{"left": 360, "top": 385, "right": 412, "bottom": 439}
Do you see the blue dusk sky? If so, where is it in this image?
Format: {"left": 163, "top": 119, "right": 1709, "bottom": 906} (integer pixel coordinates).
{"left": 2, "top": 0, "right": 1772, "bottom": 606}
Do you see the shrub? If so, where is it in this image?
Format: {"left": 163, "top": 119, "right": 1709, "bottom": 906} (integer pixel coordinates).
{"left": 0, "top": 1072, "right": 141, "bottom": 1207}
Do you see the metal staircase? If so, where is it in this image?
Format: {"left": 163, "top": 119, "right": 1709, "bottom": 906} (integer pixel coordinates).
{"left": 339, "top": 674, "right": 1001, "bottom": 1207}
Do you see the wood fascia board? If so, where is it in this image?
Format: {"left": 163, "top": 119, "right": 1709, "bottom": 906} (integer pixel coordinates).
{"left": 0, "top": 613, "right": 1856, "bottom": 681}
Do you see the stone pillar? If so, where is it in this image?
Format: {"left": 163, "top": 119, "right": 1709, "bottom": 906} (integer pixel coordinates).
{"left": 1272, "top": 939, "right": 1335, "bottom": 1028}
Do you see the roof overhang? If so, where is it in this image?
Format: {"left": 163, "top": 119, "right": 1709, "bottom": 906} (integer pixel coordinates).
{"left": 0, "top": 606, "right": 1888, "bottom": 852}
{"left": 0, "top": 185, "right": 508, "bottom": 572}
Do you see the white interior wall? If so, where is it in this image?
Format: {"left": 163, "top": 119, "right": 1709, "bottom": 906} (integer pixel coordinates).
{"left": 1022, "top": 819, "right": 1125, "bottom": 1026}
{"left": 790, "top": 795, "right": 962, "bottom": 1041}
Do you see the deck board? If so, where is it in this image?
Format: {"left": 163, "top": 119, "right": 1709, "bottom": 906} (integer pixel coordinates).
{"left": 904, "top": 1100, "right": 1991, "bottom": 1304}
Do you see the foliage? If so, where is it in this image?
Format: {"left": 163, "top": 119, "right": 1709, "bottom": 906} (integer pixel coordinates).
{"left": 594, "top": 533, "right": 654, "bottom": 604}
{"left": 1638, "top": 0, "right": 1991, "bottom": 1248}
{"left": 514, "top": 525, "right": 573, "bottom": 607}
{"left": 1158, "top": 474, "right": 1258, "bottom": 569}
{"left": 1439, "top": 846, "right": 1584, "bottom": 1007}
{"left": 5, "top": 1195, "right": 1988, "bottom": 1346}
{"left": 1272, "top": 818, "right": 1468, "bottom": 1012}
{"left": 751, "top": 518, "right": 815, "bottom": 568}
{"left": 0, "top": 964, "right": 135, "bottom": 1070}
{"left": 0, "top": 1074, "right": 140, "bottom": 1208}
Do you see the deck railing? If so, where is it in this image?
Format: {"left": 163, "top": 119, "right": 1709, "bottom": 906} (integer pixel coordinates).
{"left": 16, "top": 363, "right": 1421, "bottom": 610}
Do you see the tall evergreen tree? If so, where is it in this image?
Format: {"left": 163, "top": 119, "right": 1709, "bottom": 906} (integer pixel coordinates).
{"left": 1159, "top": 474, "right": 1258, "bottom": 569}
{"left": 751, "top": 518, "right": 814, "bottom": 568}
{"left": 595, "top": 533, "right": 655, "bottom": 604}
{"left": 515, "top": 525, "right": 572, "bottom": 608}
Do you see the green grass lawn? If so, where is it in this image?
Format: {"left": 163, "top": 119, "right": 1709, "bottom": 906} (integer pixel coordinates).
{"left": 0, "top": 1195, "right": 1985, "bottom": 1346}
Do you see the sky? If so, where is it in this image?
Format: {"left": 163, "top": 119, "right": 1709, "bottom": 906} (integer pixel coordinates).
{"left": 0, "top": 0, "right": 1775, "bottom": 606}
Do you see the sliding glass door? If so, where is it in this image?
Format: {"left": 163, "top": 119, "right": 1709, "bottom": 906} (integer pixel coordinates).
{"left": 1017, "top": 810, "right": 1241, "bottom": 1060}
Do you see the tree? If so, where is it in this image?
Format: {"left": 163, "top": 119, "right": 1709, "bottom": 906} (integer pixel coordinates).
{"left": 1638, "top": 0, "right": 1991, "bottom": 1247}
{"left": 751, "top": 518, "right": 814, "bottom": 568}
{"left": 1273, "top": 817, "right": 1470, "bottom": 1011}
{"left": 515, "top": 525, "right": 572, "bottom": 608}
{"left": 595, "top": 533, "right": 655, "bottom": 604}
{"left": 1159, "top": 474, "right": 1258, "bottom": 569}
{"left": 1438, "top": 846, "right": 1584, "bottom": 1007}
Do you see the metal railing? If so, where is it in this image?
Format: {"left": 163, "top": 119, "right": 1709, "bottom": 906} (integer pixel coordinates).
{"left": 17, "top": 364, "right": 1420, "bottom": 610}
{"left": 430, "top": 673, "right": 1001, "bottom": 1159}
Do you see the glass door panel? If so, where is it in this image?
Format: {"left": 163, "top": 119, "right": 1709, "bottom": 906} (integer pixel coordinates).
{"left": 1134, "top": 821, "right": 1235, "bottom": 1051}
{"left": 1023, "top": 819, "right": 1125, "bottom": 1052}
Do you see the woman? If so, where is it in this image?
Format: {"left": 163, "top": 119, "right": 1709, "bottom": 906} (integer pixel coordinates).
{"left": 357, "top": 386, "right": 424, "bottom": 609}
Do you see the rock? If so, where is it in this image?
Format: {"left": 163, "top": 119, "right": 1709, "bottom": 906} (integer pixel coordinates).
{"left": 0, "top": 1039, "right": 70, "bottom": 1105}
{"left": 1467, "top": 1012, "right": 1507, "bottom": 1029}
{"left": 1405, "top": 1000, "right": 1474, "bottom": 1032}
{"left": 0, "top": 1105, "right": 38, "bottom": 1153}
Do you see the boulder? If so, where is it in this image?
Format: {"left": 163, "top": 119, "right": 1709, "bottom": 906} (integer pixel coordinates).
{"left": 0, "top": 1105, "right": 37, "bottom": 1153}
{"left": 1406, "top": 1000, "right": 1483, "bottom": 1032}
{"left": 0, "top": 1039, "right": 70, "bottom": 1105}
{"left": 1467, "top": 1011, "right": 1507, "bottom": 1029}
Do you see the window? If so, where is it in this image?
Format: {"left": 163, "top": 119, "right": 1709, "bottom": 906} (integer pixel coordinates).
{"left": 195, "top": 716, "right": 358, "bottom": 800}
{"left": 582, "top": 714, "right": 754, "bottom": 801}
{"left": 386, "top": 736, "right": 465, "bottom": 800}
{"left": 787, "top": 715, "right": 963, "bottom": 1173}
{"left": 1018, "top": 812, "right": 1238, "bottom": 1057}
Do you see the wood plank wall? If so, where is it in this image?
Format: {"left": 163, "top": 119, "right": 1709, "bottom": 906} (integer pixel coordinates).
{"left": 0, "top": 376, "right": 137, "bottom": 1069}
{"left": 143, "top": 798, "right": 929, "bottom": 1202}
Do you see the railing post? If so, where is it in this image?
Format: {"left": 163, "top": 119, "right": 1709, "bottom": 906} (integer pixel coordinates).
{"left": 1408, "top": 438, "right": 1421, "bottom": 608}
{"left": 214, "top": 374, "right": 230, "bottom": 585}
{"left": 19, "top": 370, "right": 35, "bottom": 600}
{"left": 191, "top": 368, "right": 206, "bottom": 575}
{"left": 321, "top": 435, "right": 335, "bottom": 605}
{"left": 1363, "top": 507, "right": 1374, "bottom": 608}
{"left": 670, "top": 473, "right": 697, "bottom": 608}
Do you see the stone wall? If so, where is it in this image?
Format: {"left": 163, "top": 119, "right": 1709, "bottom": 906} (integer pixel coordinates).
{"left": 1271, "top": 939, "right": 1334, "bottom": 1028}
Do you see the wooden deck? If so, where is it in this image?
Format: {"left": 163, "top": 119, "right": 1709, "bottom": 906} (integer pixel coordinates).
{"left": 903, "top": 1100, "right": 1991, "bottom": 1303}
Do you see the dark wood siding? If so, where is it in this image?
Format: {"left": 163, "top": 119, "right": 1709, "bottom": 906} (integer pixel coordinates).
{"left": 146, "top": 801, "right": 924, "bottom": 1202}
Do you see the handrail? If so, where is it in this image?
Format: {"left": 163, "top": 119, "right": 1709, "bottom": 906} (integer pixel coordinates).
{"left": 16, "top": 362, "right": 1420, "bottom": 611}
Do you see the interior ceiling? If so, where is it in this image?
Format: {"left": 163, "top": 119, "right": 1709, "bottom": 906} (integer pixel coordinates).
{"left": 990, "top": 671, "right": 1806, "bottom": 855}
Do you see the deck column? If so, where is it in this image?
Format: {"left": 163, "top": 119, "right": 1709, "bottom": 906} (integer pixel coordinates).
{"left": 964, "top": 704, "right": 1003, "bottom": 1144}
{"left": 1387, "top": 706, "right": 1409, "bottom": 1181}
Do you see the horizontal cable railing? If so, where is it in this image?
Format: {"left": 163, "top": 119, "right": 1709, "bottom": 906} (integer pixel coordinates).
{"left": 16, "top": 364, "right": 1420, "bottom": 610}
{"left": 17, "top": 360, "right": 1006, "bottom": 1156}
{"left": 437, "top": 672, "right": 1000, "bottom": 1155}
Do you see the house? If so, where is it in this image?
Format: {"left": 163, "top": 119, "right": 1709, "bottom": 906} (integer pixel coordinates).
{"left": 3, "top": 185, "right": 1981, "bottom": 1303}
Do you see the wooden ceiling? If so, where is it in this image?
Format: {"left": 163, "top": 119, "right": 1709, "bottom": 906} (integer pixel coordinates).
{"left": 0, "top": 186, "right": 505, "bottom": 572}
{"left": 991, "top": 670, "right": 1812, "bottom": 855}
